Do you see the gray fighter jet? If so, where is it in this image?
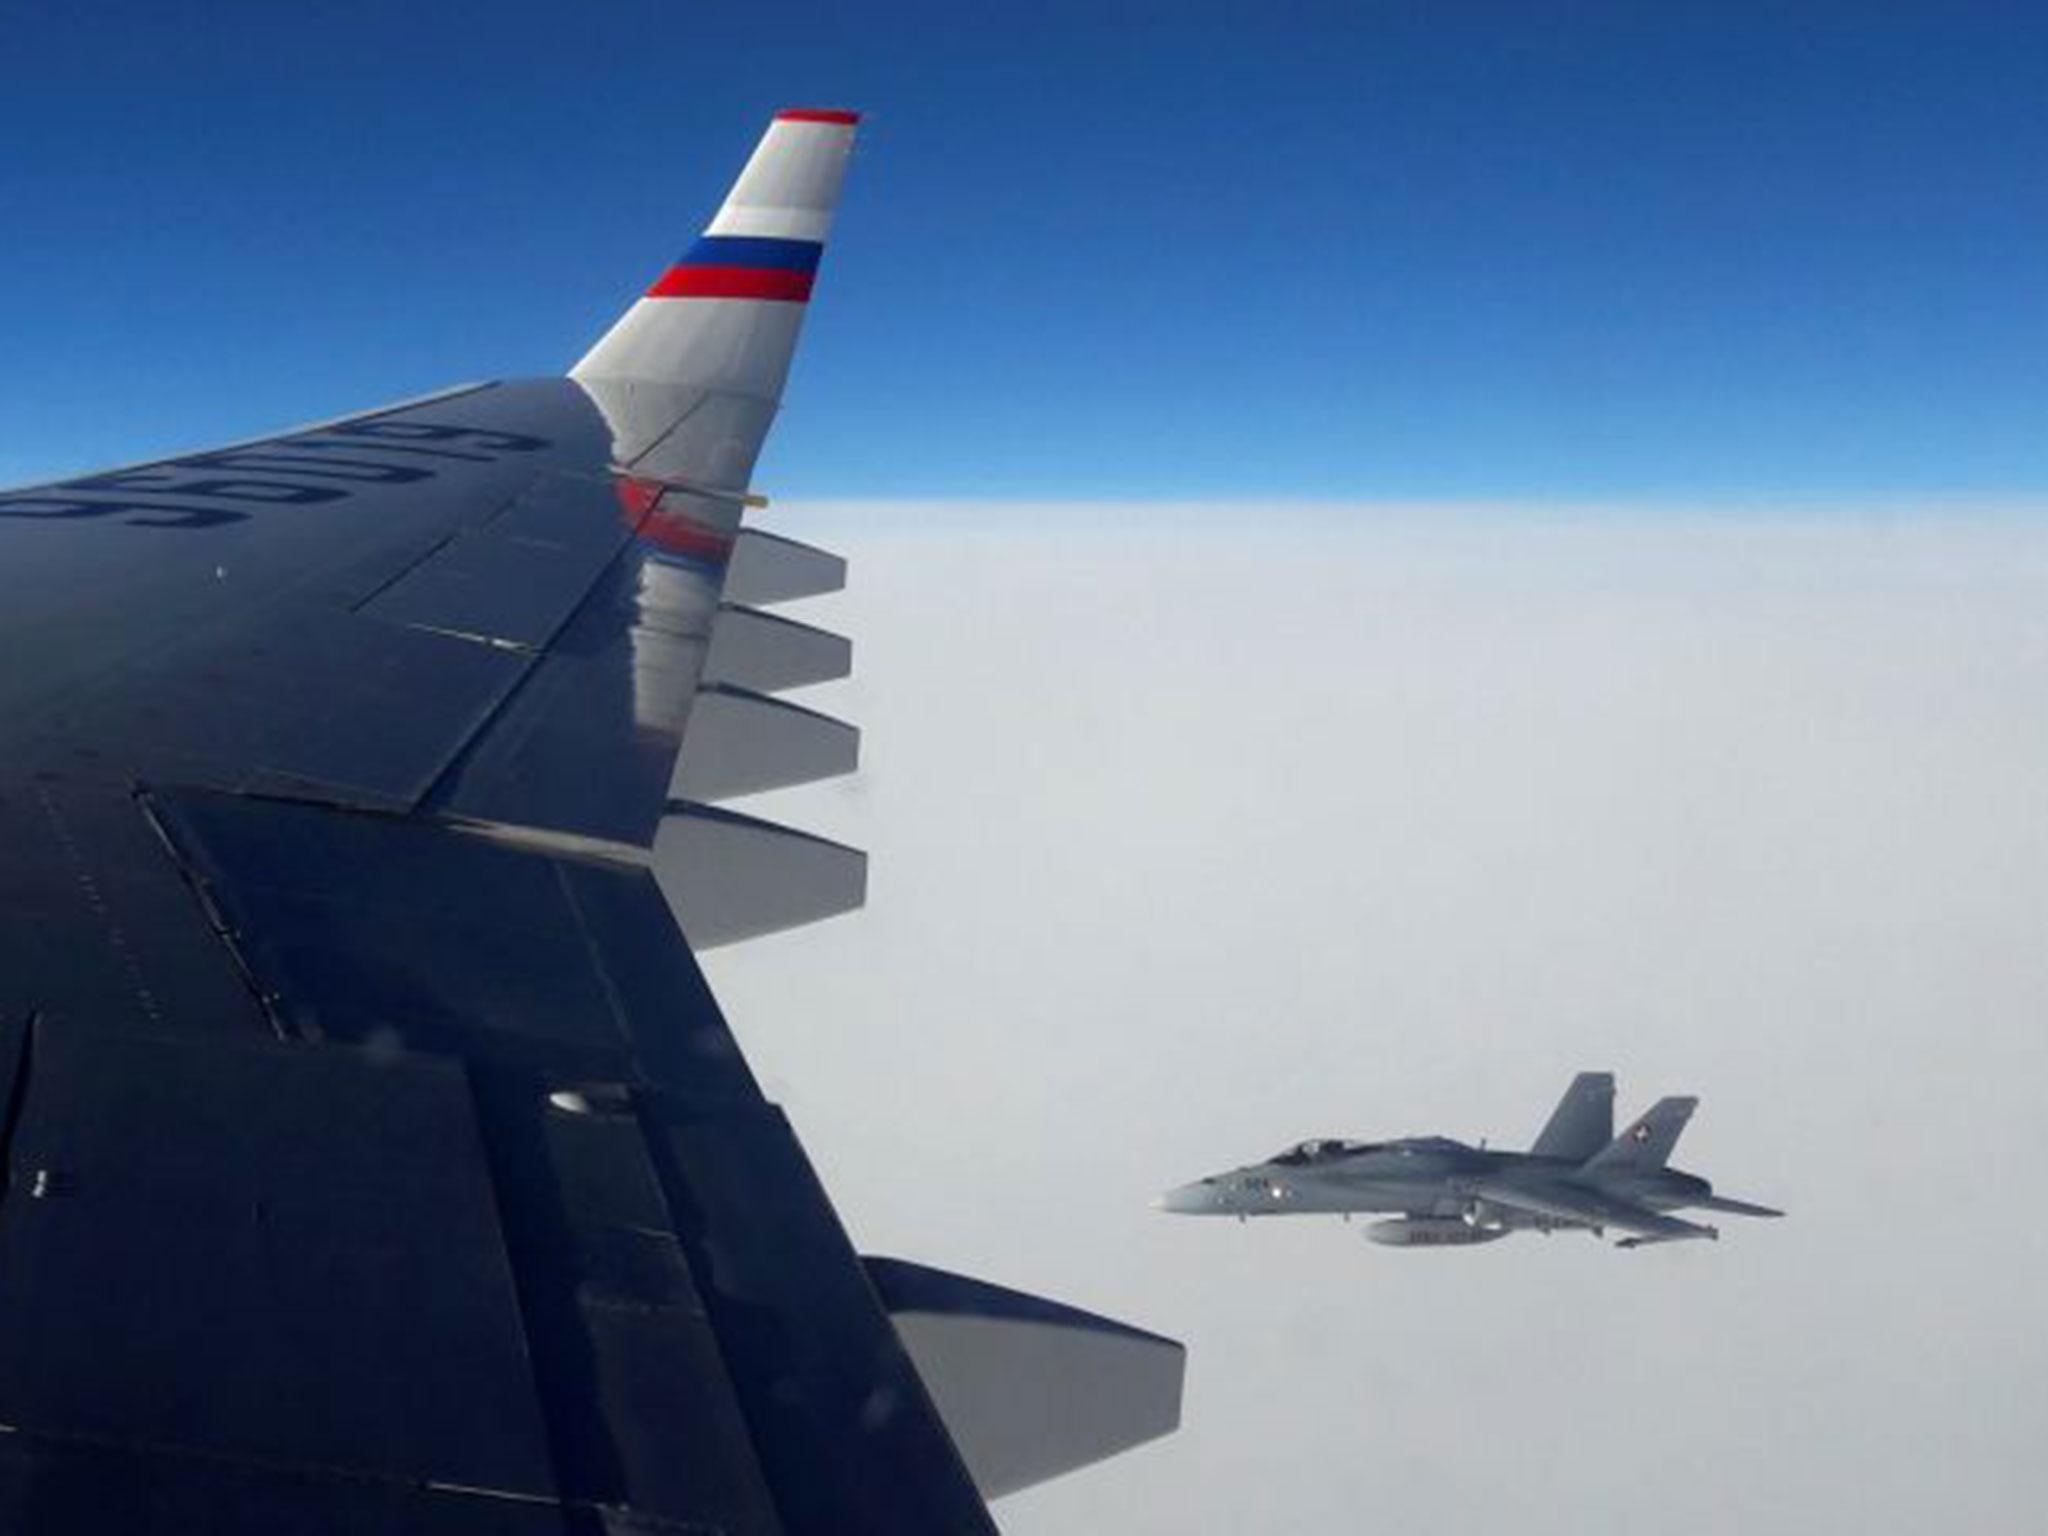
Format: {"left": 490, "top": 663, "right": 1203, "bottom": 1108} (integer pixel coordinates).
{"left": 1155, "top": 1074, "right": 1782, "bottom": 1248}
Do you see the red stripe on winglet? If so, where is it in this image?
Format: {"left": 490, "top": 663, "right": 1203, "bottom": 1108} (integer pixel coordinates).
{"left": 647, "top": 265, "right": 816, "bottom": 301}
{"left": 776, "top": 108, "right": 861, "bottom": 124}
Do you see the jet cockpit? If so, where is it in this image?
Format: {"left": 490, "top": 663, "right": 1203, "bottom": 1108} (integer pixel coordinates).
{"left": 1269, "top": 1138, "right": 1380, "bottom": 1167}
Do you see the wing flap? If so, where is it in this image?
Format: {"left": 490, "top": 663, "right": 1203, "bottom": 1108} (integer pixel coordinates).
{"left": 648, "top": 1106, "right": 993, "bottom": 1534}
{"left": 0, "top": 1020, "right": 556, "bottom": 1498}
{"left": 123, "top": 784, "right": 989, "bottom": 1532}
{"left": 357, "top": 469, "right": 635, "bottom": 651}
{"left": 49, "top": 602, "right": 525, "bottom": 813}
{"left": 0, "top": 1436, "right": 568, "bottom": 1535}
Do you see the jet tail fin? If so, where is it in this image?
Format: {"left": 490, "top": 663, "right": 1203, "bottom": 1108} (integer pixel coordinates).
{"left": 1529, "top": 1071, "right": 1615, "bottom": 1161}
{"left": 1583, "top": 1096, "right": 1697, "bottom": 1173}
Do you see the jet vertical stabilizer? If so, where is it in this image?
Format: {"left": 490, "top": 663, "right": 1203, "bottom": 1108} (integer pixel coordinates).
{"left": 1583, "top": 1095, "right": 1697, "bottom": 1173}
{"left": 1529, "top": 1071, "right": 1615, "bottom": 1161}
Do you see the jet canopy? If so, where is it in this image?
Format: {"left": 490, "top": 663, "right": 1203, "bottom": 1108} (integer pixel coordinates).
{"left": 1269, "top": 1138, "right": 1381, "bottom": 1167}
{"left": 1267, "top": 1135, "right": 1472, "bottom": 1166}
{"left": 1389, "top": 1135, "right": 1469, "bottom": 1153}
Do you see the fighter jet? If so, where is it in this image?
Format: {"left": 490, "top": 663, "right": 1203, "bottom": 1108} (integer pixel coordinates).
{"left": 1155, "top": 1073, "right": 1782, "bottom": 1249}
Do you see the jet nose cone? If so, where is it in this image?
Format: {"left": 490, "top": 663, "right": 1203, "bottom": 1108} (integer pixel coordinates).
{"left": 1154, "top": 1180, "right": 1215, "bottom": 1215}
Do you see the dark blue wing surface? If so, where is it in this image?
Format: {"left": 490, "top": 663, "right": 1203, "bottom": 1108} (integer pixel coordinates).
{"left": 0, "top": 109, "right": 1180, "bottom": 1535}
{"left": 0, "top": 111, "right": 1011, "bottom": 1536}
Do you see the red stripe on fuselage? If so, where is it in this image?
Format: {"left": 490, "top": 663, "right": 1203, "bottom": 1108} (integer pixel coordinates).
{"left": 646, "top": 265, "right": 815, "bottom": 301}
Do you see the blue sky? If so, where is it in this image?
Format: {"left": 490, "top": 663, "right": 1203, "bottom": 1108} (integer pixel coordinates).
{"left": 3, "top": 1, "right": 2046, "bottom": 500}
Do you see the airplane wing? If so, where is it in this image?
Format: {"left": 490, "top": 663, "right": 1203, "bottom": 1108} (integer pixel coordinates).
{"left": 0, "top": 112, "right": 1180, "bottom": 1534}
{"left": 1475, "top": 1179, "right": 1720, "bottom": 1247}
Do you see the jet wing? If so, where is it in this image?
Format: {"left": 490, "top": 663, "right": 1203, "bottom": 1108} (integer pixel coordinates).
{"left": 0, "top": 112, "right": 1178, "bottom": 1534}
{"left": 1475, "top": 1179, "right": 1720, "bottom": 1247}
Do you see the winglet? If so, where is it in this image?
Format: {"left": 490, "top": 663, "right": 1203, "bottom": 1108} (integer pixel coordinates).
{"left": 571, "top": 110, "right": 860, "bottom": 399}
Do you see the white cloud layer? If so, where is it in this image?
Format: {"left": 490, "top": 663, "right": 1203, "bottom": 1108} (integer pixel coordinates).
{"left": 705, "top": 508, "right": 2048, "bottom": 1536}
